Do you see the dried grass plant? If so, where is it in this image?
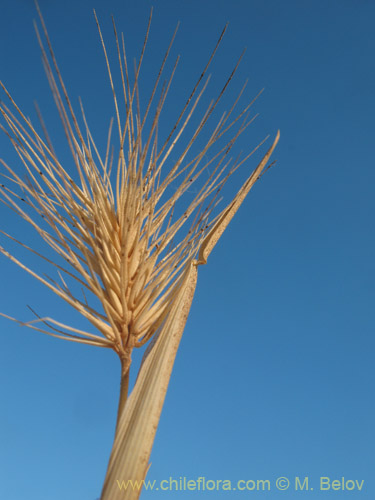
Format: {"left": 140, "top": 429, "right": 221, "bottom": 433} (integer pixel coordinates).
{"left": 0, "top": 6, "right": 279, "bottom": 499}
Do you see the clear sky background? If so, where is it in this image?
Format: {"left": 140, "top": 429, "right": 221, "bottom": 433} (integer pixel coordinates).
{"left": 0, "top": 0, "right": 374, "bottom": 499}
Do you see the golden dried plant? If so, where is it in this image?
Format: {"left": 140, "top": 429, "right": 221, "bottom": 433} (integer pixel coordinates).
{"left": 0, "top": 6, "right": 279, "bottom": 499}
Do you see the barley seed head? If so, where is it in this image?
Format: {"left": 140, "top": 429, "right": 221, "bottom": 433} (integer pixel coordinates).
{"left": 0, "top": 7, "right": 278, "bottom": 369}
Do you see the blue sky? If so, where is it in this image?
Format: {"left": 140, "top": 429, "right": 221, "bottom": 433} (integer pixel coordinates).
{"left": 0, "top": 0, "right": 374, "bottom": 499}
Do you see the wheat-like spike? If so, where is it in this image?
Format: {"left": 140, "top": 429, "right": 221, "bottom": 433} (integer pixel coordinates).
{"left": 0, "top": 8, "right": 279, "bottom": 499}
{"left": 1, "top": 15, "right": 273, "bottom": 364}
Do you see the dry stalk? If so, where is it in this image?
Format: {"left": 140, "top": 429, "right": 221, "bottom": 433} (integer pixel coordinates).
{"left": 0, "top": 6, "right": 279, "bottom": 499}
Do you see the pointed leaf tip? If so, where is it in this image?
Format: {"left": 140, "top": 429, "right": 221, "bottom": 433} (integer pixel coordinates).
{"left": 196, "top": 130, "right": 280, "bottom": 265}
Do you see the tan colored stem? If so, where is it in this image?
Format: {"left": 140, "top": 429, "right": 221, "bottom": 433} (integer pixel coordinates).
{"left": 115, "top": 364, "right": 130, "bottom": 433}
